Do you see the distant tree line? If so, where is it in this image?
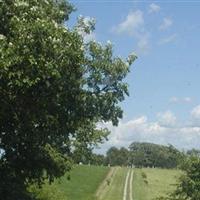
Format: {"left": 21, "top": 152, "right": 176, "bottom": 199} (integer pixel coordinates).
{"left": 128, "top": 142, "right": 184, "bottom": 168}
{"left": 74, "top": 142, "right": 199, "bottom": 169}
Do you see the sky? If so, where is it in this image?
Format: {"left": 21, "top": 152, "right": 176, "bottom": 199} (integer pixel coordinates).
{"left": 69, "top": 0, "right": 200, "bottom": 154}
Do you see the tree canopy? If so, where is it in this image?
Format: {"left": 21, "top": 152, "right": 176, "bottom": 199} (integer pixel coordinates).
{"left": 105, "top": 147, "right": 129, "bottom": 166}
{"left": 105, "top": 142, "right": 184, "bottom": 168}
{"left": 0, "top": 0, "right": 136, "bottom": 199}
{"left": 129, "top": 142, "right": 183, "bottom": 168}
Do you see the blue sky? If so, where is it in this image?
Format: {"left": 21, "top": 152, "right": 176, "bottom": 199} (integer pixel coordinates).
{"left": 70, "top": 0, "right": 200, "bottom": 153}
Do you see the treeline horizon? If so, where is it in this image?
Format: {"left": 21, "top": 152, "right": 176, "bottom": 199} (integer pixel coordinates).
{"left": 73, "top": 142, "right": 200, "bottom": 169}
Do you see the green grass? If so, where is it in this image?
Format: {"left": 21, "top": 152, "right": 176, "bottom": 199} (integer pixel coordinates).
{"left": 133, "top": 168, "right": 181, "bottom": 200}
{"left": 31, "top": 166, "right": 181, "bottom": 200}
{"left": 98, "top": 167, "right": 128, "bottom": 200}
{"left": 59, "top": 165, "right": 109, "bottom": 200}
{"left": 31, "top": 165, "right": 109, "bottom": 200}
{"left": 132, "top": 169, "right": 147, "bottom": 200}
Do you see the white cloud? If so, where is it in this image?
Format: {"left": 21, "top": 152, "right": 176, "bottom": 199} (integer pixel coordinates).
{"left": 191, "top": 105, "right": 200, "bottom": 120}
{"left": 148, "top": 3, "right": 161, "bottom": 14}
{"left": 112, "top": 10, "right": 150, "bottom": 54}
{"left": 157, "top": 111, "right": 177, "bottom": 127}
{"left": 96, "top": 107, "right": 200, "bottom": 154}
{"left": 114, "top": 10, "right": 144, "bottom": 35}
{"left": 159, "top": 17, "right": 173, "bottom": 31}
{"left": 158, "top": 34, "right": 177, "bottom": 45}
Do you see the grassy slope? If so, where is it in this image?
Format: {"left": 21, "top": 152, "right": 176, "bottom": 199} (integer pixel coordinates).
{"left": 133, "top": 168, "right": 181, "bottom": 200}
{"left": 32, "top": 165, "right": 109, "bottom": 200}
{"left": 58, "top": 165, "right": 109, "bottom": 200}
{"left": 99, "top": 167, "right": 128, "bottom": 200}
{"left": 31, "top": 166, "right": 181, "bottom": 200}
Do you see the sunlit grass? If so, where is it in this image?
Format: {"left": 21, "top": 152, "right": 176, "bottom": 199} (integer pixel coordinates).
{"left": 30, "top": 165, "right": 109, "bottom": 200}
{"left": 133, "top": 168, "right": 181, "bottom": 200}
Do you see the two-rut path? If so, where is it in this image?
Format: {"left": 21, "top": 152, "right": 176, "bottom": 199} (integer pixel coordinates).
{"left": 123, "top": 169, "right": 134, "bottom": 200}
{"left": 96, "top": 167, "right": 134, "bottom": 200}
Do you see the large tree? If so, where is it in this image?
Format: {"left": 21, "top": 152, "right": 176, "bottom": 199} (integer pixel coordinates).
{"left": 0, "top": 0, "right": 136, "bottom": 199}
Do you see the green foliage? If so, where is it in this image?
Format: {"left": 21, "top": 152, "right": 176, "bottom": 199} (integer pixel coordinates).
{"left": 29, "top": 183, "right": 65, "bottom": 200}
{"left": 141, "top": 171, "right": 147, "bottom": 179}
{"left": 186, "top": 148, "right": 200, "bottom": 157}
{"left": 91, "top": 154, "right": 106, "bottom": 166}
{"left": 170, "top": 157, "right": 200, "bottom": 200}
{"left": 0, "top": 0, "right": 136, "bottom": 199}
{"left": 106, "top": 147, "right": 130, "bottom": 166}
{"left": 129, "top": 142, "right": 184, "bottom": 168}
{"left": 105, "top": 143, "right": 184, "bottom": 168}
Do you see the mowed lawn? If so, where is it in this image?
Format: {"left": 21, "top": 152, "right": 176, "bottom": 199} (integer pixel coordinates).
{"left": 31, "top": 165, "right": 110, "bottom": 200}
{"left": 133, "top": 168, "right": 181, "bottom": 200}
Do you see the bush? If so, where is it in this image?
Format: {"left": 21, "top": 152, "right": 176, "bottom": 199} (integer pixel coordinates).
{"left": 144, "top": 179, "right": 148, "bottom": 185}
{"left": 141, "top": 171, "right": 147, "bottom": 179}
{"left": 29, "top": 183, "right": 66, "bottom": 200}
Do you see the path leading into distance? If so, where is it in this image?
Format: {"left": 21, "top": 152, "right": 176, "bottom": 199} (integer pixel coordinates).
{"left": 123, "top": 169, "right": 134, "bottom": 200}
{"left": 96, "top": 167, "right": 134, "bottom": 200}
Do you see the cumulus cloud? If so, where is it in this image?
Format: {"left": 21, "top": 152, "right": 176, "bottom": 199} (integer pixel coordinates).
{"left": 191, "top": 105, "right": 200, "bottom": 120}
{"left": 98, "top": 116, "right": 165, "bottom": 150}
{"left": 157, "top": 111, "right": 177, "bottom": 127}
{"left": 148, "top": 3, "right": 161, "bottom": 14}
{"left": 96, "top": 106, "right": 200, "bottom": 154}
{"left": 114, "top": 10, "right": 144, "bottom": 35}
{"left": 159, "top": 17, "right": 173, "bottom": 31}
{"left": 112, "top": 10, "right": 150, "bottom": 54}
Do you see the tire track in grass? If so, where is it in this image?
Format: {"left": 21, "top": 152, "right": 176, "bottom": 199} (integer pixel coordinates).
{"left": 95, "top": 167, "right": 117, "bottom": 200}
{"left": 123, "top": 169, "right": 134, "bottom": 200}
{"left": 123, "top": 169, "right": 130, "bottom": 200}
{"left": 129, "top": 170, "right": 134, "bottom": 200}
{"left": 98, "top": 167, "right": 128, "bottom": 200}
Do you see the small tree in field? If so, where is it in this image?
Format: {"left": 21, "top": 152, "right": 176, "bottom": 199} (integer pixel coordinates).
{"left": 0, "top": 0, "right": 137, "bottom": 199}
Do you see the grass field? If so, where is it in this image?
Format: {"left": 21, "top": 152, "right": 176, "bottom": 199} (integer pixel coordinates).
{"left": 30, "top": 165, "right": 110, "bottom": 200}
{"left": 58, "top": 165, "right": 110, "bottom": 200}
{"left": 132, "top": 168, "right": 181, "bottom": 200}
{"left": 31, "top": 166, "right": 181, "bottom": 200}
